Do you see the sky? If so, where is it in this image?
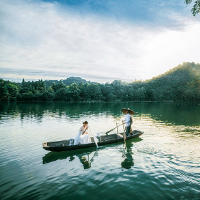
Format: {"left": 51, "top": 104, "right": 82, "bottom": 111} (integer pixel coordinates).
{"left": 0, "top": 0, "right": 200, "bottom": 83}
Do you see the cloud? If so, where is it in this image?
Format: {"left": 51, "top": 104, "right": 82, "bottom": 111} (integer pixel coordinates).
{"left": 0, "top": 0, "right": 200, "bottom": 83}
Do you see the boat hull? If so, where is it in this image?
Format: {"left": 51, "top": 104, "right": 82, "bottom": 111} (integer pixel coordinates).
{"left": 43, "top": 130, "right": 143, "bottom": 152}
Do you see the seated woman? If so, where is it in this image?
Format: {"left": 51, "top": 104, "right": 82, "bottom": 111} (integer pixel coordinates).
{"left": 74, "top": 121, "right": 91, "bottom": 145}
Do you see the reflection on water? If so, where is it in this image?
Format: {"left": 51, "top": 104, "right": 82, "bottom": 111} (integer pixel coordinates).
{"left": 1, "top": 101, "right": 200, "bottom": 126}
{"left": 78, "top": 151, "right": 98, "bottom": 169}
{"left": 43, "top": 147, "right": 97, "bottom": 165}
{"left": 121, "top": 141, "right": 134, "bottom": 169}
{"left": 43, "top": 138, "right": 142, "bottom": 170}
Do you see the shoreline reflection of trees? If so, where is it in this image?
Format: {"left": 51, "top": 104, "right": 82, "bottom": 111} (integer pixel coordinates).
{"left": 1, "top": 101, "right": 200, "bottom": 126}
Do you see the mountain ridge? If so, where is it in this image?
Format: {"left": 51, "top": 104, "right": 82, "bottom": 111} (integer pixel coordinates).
{"left": 1, "top": 62, "right": 200, "bottom": 101}
{"left": 44, "top": 62, "right": 200, "bottom": 86}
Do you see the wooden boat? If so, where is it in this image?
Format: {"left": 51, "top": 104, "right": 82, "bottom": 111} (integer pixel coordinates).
{"left": 43, "top": 130, "right": 143, "bottom": 152}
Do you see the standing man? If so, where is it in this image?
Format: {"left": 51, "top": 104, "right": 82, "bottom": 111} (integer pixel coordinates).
{"left": 122, "top": 108, "right": 134, "bottom": 139}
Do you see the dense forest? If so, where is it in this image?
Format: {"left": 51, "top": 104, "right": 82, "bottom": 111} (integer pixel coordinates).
{"left": 1, "top": 62, "right": 200, "bottom": 102}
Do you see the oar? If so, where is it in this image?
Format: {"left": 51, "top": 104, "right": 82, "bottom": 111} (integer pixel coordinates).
{"left": 89, "top": 127, "right": 98, "bottom": 148}
{"left": 105, "top": 123, "right": 122, "bottom": 135}
{"left": 122, "top": 123, "right": 127, "bottom": 148}
{"left": 122, "top": 123, "right": 126, "bottom": 142}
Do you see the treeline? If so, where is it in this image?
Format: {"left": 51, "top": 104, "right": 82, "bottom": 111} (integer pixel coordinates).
{"left": 1, "top": 62, "right": 200, "bottom": 102}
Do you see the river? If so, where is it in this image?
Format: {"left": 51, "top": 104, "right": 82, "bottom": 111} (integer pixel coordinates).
{"left": 0, "top": 102, "right": 200, "bottom": 200}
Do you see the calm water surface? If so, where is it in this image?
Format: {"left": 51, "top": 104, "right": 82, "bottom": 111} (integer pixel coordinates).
{"left": 0, "top": 102, "right": 200, "bottom": 200}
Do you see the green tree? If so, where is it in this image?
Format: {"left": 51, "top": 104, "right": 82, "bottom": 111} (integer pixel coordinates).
{"left": 51, "top": 82, "right": 66, "bottom": 92}
{"left": 135, "top": 87, "right": 146, "bottom": 101}
{"left": 185, "top": 0, "right": 200, "bottom": 16}
{"left": 87, "top": 84, "right": 102, "bottom": 100}
{"left": 0, "top": 79, "right": 19, "bottom": 101}
{"left": 78, "top": 83, "right": 90, "bottom": 100}
{"left": 69, "top": 83, "right": 80, "bottom": 101}
{"left": 111, "top": 80, "right": 124, "bottom": 100}
{"left": 41, "top": 91, "right": 54, "bottom": 101}
{"left": 54, "top": 88, "right": 70, "bottom": 101}
{"left": 101, "top": 83, "right": 116, "bottom": 101}
{"left": 17, "top": 92, "right": 35, "bottom": 101}
{"left": 0, "top": 79, "right": 9, "bottom": 100}
{"left": 7, "top": 83, "right": 19, "bottom": 100}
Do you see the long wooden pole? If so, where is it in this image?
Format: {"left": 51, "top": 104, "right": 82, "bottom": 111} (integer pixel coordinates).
{"left": 105, "top": 124, "right": 122, "bottom": 135}
{"left": 122, "top": 123, "right": 126, "bottom": 142}
{"left": 122, "top": 124, "right": 127, "bottom": 148}
{"left": 89, "top": 127, "right": 98, "bottom": 148}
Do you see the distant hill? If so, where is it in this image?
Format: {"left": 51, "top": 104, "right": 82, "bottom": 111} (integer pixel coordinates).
{"left": 144, "top": 62, "right": 200, "bottom": 100}
{"left": 150, "top": 62, "right": 200, "bottom": 82}
{"left": 44, "top": 77, "right": 90, "bottom": 87}
{"left": 151, "top": 62, "right": 200, "bottom": 87}
{"left": 43, "top": 62, "right": 200, "bottom": 101}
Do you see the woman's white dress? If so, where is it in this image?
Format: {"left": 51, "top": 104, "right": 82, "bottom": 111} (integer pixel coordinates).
{"left": 74, "top": 130, "right": 82, "bottom": 145}
{"left": 81, "top": 133, "right": 91, "bottom": 144}
{"left": 74, "top": 126, "right": 91, "bottom": 145}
